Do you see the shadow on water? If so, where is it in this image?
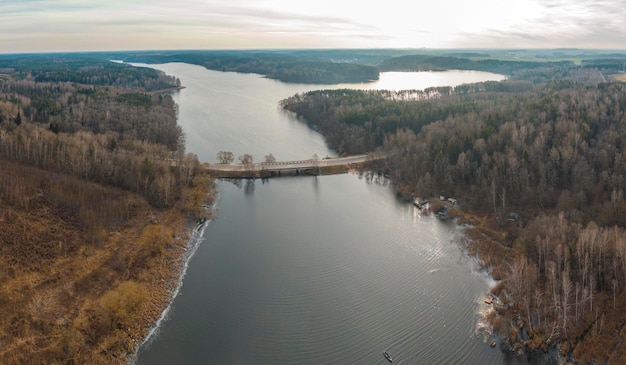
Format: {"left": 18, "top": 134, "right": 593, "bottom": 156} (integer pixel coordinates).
{"left": 222, "top": 178, "right": 243, "bottom": 189}
{"left": 244, "top": 179, "right": 255, "bottom": 195}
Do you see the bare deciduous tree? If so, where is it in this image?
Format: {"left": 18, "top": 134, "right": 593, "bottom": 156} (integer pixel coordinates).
{"left": 217, "top": 151, "right": 234, "bottom": 164}
{"left": 239, "top": 153, "right": 254, "bottom": 168}
{"left": 264, "top": 153, "right": 276, "bottom": 163}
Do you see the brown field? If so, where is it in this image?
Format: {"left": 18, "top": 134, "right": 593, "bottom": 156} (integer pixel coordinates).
{"left": 612, "top": 73, "right": 626, "bottom": 82}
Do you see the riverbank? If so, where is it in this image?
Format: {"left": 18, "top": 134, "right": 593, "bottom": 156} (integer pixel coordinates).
{"left": 420, "top": 198, "right": 626, "bottom": 364}
{"left": 463, "top": 209, "right": 626, "bottom": 364}
{"left": 128, "top": 175, "right": 216, "bottom": 363}
{"left": 433, "top": 204, "right": 535, "bottom": 336}
{"left": 148, "top": 85, "right": 186, "bottom": 94}
{"left": 416, "top": 200, "right": 540, "bottom": 357}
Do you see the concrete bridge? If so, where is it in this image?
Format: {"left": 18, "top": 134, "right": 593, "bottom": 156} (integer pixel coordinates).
{"left": 203, "top": 154, "right": 378, "bottom": 178}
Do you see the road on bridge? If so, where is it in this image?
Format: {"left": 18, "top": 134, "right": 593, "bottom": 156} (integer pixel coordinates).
{"left": 203, "top": 154, "right": 373, "bottom": 172}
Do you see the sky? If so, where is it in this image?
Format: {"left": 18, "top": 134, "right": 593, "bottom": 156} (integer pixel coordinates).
{"left": 1, "top": 0, "right": 625, "bottom": 53}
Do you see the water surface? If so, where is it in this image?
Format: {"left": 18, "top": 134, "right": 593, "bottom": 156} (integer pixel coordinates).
{"left": 134, "top": 64, "right": 543, "bottom": 364}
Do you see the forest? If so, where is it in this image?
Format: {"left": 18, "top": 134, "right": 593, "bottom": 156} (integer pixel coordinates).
{"left": 97, "top": 48, "right": 626, "bottom": 85}
{"left": 281, "top": 65, "right": 626, "bottom": 363}
{"left": 103, "top": 50, "right": 381, "bottom": 84}
{"left": 377, "top": 54, "right": 573, "bottom": 75}
{"left": 0, "top": 56, "right": 212, "bottom": 364}
{"left": 0, "top": 54, "right": 180, "bottom": 91}
{"left": 2, "top": 49, "right": 626, "bottom": 363}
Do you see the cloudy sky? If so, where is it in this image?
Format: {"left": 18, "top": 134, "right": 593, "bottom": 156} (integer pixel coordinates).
{"left": 1, "top": 0, "right": 624, "bottom": 53}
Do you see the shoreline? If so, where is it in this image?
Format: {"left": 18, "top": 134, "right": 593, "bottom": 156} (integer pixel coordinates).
{"left": 417, "top": 200, "right": 504, "bottom": 337}
{"left": 128, "top": 215, "right": 214, "bottom": 363}
{"left": 416, "top": 198, "right": 534, "bottom": 357}
{"left": 427, "top": 200, "right": 585, "bottom": 364}
{"left": 127, "top": 178, "right": 218, "bottom": 364}
{"left": 148, "top": 85, "right": 186, "bottom": 94}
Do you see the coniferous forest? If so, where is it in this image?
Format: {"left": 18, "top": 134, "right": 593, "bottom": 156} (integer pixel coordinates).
{"left": 281, "top": 65, "right": 626, "bottom": 363}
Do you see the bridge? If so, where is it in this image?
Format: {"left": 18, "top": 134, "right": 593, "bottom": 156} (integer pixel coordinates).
{"left": 203, "top": 154, "right": 379, "bottom": 178}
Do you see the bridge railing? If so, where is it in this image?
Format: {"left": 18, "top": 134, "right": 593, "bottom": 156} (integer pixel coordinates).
{"left": 259, "top": 159, "right": 317, "bottom": 167}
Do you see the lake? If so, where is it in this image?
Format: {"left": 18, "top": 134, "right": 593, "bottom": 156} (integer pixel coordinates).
{"left": 133, "top": 64, "right": 545, "bottom": 364}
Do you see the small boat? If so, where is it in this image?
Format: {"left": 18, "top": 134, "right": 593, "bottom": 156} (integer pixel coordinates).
{"left": 383, "top": 351, "right": 393, "bottom": 362}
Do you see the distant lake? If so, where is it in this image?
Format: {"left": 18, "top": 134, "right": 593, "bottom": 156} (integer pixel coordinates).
{"left": 133, "top": 64, "right": 549, "bottom": 364}
{"left": 343, "top": 70, "right": 506, "bottom": 91}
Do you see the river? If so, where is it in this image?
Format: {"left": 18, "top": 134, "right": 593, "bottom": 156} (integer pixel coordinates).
{"left": 132, "top": 63, "right": 544, "bottom": 364}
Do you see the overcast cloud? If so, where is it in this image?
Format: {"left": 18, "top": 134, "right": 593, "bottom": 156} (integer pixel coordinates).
{"left": 0, "top": 0, "right": 624, "bottom": 53}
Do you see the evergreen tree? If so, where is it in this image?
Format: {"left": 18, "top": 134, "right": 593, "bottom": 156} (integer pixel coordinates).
{"left": 14, "top": 111, "right": 21, "bottom": 125}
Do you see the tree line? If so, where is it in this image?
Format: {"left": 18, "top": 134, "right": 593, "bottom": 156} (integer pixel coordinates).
{"left": 0, "top": 55, "right": 180, "bottom": 91}
{"left": 118, "top": 52, "right": 380, "bottom": 84}
{"left": 377, "top": 54, "right": 574, "bottom": 76}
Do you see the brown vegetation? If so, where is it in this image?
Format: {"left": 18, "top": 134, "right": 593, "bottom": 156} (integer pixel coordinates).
{"left": 612, "top": 73, "right": 626, "bottom": 82}
{"left": 0, "top": 65, "right": 215, "bottom": 364}
{"left": 0, "top": 160, "right": 215, "bottom": 364}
